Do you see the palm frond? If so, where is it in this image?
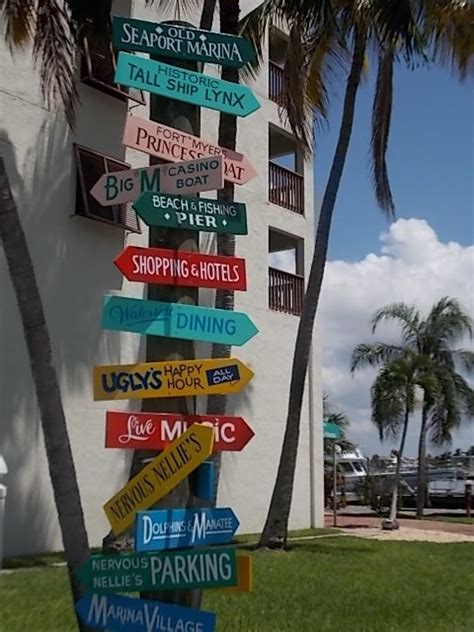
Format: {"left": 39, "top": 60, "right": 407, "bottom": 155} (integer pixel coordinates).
{"left": 453, "top": 349, "right": 474, "bottom": 374}
{"left": 145, "top": 0, "right": 202, "bottom": 21}
{"left": 239, "top": 2, "right": 269, "bottom": 81}
{"left": 351, "top": 342, "right": 404, "bottom": 372}
{"left": 371, "top": 302, "right": 421, "bottom": 349}
{"left": 1, "top": 0, "right": 35, "bottom": 48}
{"left": 370, "top": 49, "right": 395, "bottom": 217}
{"left": 370, "top": 365, "right": 407, "bottom": 441}
{"left": 424, "top": 297, "right": 473, "bottom": 349}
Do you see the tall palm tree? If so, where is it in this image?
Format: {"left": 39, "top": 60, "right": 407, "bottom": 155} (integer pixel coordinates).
{"left": 242, "top": 1, "right": 473, "bottom": 547}
{"left": 352, "top": 298, "right": 474, "bottom": 518}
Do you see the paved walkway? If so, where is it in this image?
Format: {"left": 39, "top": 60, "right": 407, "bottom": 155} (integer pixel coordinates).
{"left": 324, "top": 513, "right": 474, "bottom": 537}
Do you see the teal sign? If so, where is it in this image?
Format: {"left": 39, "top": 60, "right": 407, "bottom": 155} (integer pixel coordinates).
{"left": 133, "top": 191, "right": 248, "bottom": 235}
{"left": 323, "top": 422, "right": 343, "bottom": 440}
{"left": 77, "top": 547, "right": 238, "bottom": 593}
{"left": 112, "top": 17, "right": 255, "bottom": 68}
{"left": 102, "top": 295, "right": 258, "bottom": 347}
{"left": 114, "top": 52, "right": 260, "bottom": 118}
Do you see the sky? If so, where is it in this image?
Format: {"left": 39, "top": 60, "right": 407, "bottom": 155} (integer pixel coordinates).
{"left": 313, "top": 63, "right": 474, "bottom": 457}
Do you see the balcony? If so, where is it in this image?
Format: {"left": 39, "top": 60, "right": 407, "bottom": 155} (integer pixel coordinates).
{"left": 269, "top": 162, "right": 304, "bottom": 215}
{"left": 269, "top": 61, "right": 284, "bottom": 105}
{"left": 269, "top": 267, "right": 304, "bottom": 316}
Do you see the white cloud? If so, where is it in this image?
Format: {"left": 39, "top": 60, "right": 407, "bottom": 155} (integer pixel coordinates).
{"left": 318, "top": 218, "right": 474, "bottom": 456}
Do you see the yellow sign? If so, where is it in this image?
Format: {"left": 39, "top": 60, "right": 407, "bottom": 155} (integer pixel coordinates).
{"left": 219, "top": 555, "right": 253, "bottom": 593}
{"left": 103, "top": 424, "right": 214, "bottom": 535}
{"left": 93, "top": 358, "right": 254, "bottom": 401}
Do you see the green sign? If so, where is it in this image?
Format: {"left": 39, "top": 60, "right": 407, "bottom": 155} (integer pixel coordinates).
{"left": 112, "top": 17, "right": 255, "bottom": 68}
{"left": 133, "top": 191, "right": 248, "bottom": 235}
{"left": 323, "top": 422, "right": 343, "bottom": 440}
{"left": 114, "top": 52, "right": 260, "bottom": 118}
{"left": 77, "top": 547, "right": 237, "bottom": 593}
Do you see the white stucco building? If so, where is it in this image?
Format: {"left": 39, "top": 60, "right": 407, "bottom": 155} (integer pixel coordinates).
{"left": 0, "top": 1, "right": 324, "bottom": 557}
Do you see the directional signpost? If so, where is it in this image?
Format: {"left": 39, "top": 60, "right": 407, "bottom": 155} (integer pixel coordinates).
{"left": 114, "top": 246, "right": 247, "bottom": 291}
{"left": 323, "top": 421, "right": 343, "bottom": 440}
{"left": 135, "top": 507, "right": 239, "bottom": 552}
{"left": 115, "top": 52, "right": 260, "bottom": 118}
{"left": 93, "top": 358, "right": 254, "bottom": 401}
{"left": 123, "top": 114, "right": 256, "bottom": 186}
{"left": 103, "top": 424, "right": 214, "bottom": 534}
{"left": 102, "top": 295, "right": 258, "bottom": 346}
{"left": 105, "top": 411, "right": 255, "bottom": 452}
{"left": 77, "top": 547, "right": 238, "bottom": 592}
{"left": 90, "top": 155, "right": 223, "bottom": 206}
{"left": 134, "top": 191, "right": 248, "bottom": 235}
{"left": 112, "top": 17, "right": 255, "bottom": 68}
{"left": 76, "top": 593, "right": 216, "bottom": 632}
{"left": 219, "top": 555, "right": 253, "bottom": 593}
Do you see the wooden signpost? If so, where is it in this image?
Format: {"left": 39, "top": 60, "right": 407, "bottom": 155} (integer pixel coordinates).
{"left": 112, "top": 17, "right": 255, "bottom": 68}
{"left": 114, "top": 246, "right": 247, "bottom": 291}
{"left": 101, "top": 295, "right": 258, "bottom": 346}
{"left": 76, "top": 592, "right": 216, "bottom": 632}
{"left": 90, "top": 155, "right": 223, "bottom": 206}
{"left": 133, "top": 191, "right": 248, "bottom": 235}
{"left": 115, "top": 52, "right": 261, "bottom": 118}
{"left": 105, "top": 411, "right": 255, "bottom": 452}
{"left": 103, "top": 424, "right": 214, "bottom": 535}
{"left": 135, "top": 507, "right": 240, "bottom": 552}
{"left": 77, "top": 547, "right": 238, "bottom": 592}
{"left": 123, "top": 114, "right": 256, "bottom": 185}
{"left": 93, "top": 358, "right": 254, "bottom": 401}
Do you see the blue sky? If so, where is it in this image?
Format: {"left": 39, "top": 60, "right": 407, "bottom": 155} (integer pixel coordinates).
{"left": 314, "top": 63, "right": 473, "bottom": 261}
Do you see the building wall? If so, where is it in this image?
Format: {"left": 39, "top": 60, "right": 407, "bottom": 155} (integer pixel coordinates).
{"left": 0, "top": 0, "right": 323, "bottom": 557}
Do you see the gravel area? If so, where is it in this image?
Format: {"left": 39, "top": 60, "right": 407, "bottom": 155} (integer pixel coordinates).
{"left": 339, "top": 526, "right": 474, "bottom": 543}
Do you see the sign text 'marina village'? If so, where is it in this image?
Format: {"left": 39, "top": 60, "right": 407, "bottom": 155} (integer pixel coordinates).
{"left": 103, "top": 424, "right": 214, "bottom": 534}
{"left": 114, "top": 246, "right": 247, "bottom": 291}
{"left": 123, "top": 114, "right": 256, "bottom": 185}
{"left": 105, "top": 412, "right": 255, "bottom": 452}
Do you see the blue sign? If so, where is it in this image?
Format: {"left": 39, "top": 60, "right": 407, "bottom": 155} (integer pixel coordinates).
{"left": 102, "top": 295, "right": 258, "bottom": 347}
{"left": 114, "top": 52, "right": 260, "bottom": 118}
{"left": 76, "top": 592, "right": 215, "bottom": 632}
{"left": 323, "top": 421, "right": 343, "bottom": 439}
{"left": 135, "top": 507, "right": 240, "bottom": 552}
{"left": 206, "top": 364, "right": 240, "bottom": 385}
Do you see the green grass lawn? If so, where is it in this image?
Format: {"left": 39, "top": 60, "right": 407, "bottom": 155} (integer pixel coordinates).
{"left": 2, "top": 538, "right": 473, "bottom": 632}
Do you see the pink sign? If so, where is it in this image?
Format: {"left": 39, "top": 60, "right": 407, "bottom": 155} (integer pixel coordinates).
{"left": 123, "top": 114, "right": 256, "bottom": 186}
{"left": 89, "top": 155, "right": 223, "bottom": 206}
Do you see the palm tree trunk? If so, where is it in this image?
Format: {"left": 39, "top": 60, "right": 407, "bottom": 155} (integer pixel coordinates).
{"left": 416, "top": 399, "right": 429, "bottom": 518}
{"left": 205, "top": 0, "right": 239, "bottom": 502}
{"left": 388, "top": 406, "right": 410, "bottom": 523}
{"left": 258, "top": 28, "right": 366, "bottom": 548}
{"left": 0, "top": 158, "right": 91, "bottom": 631}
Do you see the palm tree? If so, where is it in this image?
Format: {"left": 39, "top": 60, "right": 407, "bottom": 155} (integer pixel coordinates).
{"left": 352, "top": 298, "right": 474, "bottom": 518}
{"left": 242, "top": 1, "right": 473, "bottom": 547}
{"left": 323, "top": 394, "right": 354, "bottom": 454}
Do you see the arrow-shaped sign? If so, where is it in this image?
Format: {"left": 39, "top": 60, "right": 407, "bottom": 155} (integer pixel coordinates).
{"left": 112, "top": 17, "right": 255, "bottom": 68}
{"left": 93, "top": 358, "right": 254, "bottom": 401}
{"left": 135, "top": 507, "right": 240, "bottom": 552}
{"left": 105, "top": 411, "right": 255, "bottom": 452}
{"left": 123, "top": 114, "right": 256, "bottom": 186}
{"left": 114, "top": 246, "right": 247, "bottom": 291}
{"left": 77, "top": 547, "right": 238, "bottom": 593}
{"left": 76, "top": 592, "right": 216, "bottom": 632}
{"left": 101, "top": 295, "right": 258, "bottom": 347}
{"left": 89, "top": 155, "right": 223, "bottom": 206}
{"left": 219, "top": 555, "right": 253, "bottom": 593}
{"left": 103, "top": 424, "right": 214, "bottom": 535}
{"left": 133, "top": 191, "right": 248, "bottom": 235}
{"left": 115, "top": 52, "right": 260, "bottom": 118}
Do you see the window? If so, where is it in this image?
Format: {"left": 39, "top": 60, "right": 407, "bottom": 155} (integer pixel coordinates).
{"left": 268, "top": 26, "right": 288, "bottom": 105}
{"left": 81, "top": 26, "right": 145, "bottom": 105}
{"left": 268, "top": 124, "right": 304, "bottom": 214}
{"left": 74, "top": 144, "right": 141, "bottom": 233}
{"left": 268, "top": 228, "right": 304, "bottom": 315}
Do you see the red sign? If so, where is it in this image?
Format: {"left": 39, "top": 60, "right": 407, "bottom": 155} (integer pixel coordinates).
{"left": 105, "top": 412, "right": 255, "bottom": 452}
{"left": 114, "top": 246, "right": 247, "bottom": 291}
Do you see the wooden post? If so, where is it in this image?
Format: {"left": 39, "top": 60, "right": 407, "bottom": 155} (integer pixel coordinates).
{"left": 466, "top": 481, "right": 472, "bottom": 519}
{"left": 332, "top": 441, "right": 337, "bottom": 527}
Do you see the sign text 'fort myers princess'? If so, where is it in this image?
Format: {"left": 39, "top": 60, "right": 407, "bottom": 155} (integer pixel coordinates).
{"left": 112, "top": 16, "right": 255, "bottom": 68}
{"left": 77, "top": 547, "right": 237, "bottom": 593}
{"left": 103, "top": 424, "right": 214, "bottom": 534}
{"left": 76, "top": 592, "right": 216, "bottom": 632}
{"left": 105, "top": 412, "right": 255, "bottom": 452}
{"left": 115, "top": 52, "right": 260, "bottom": 118}
{"left": 90, "top": 155, "right": 223, "bottom": 206}
{"left": 114, "top": 246, "right": 247, "bottom": 291}
{"left": 93, "top": 358, "right": 254, "bottom": 401}
{"left": 101, "top": 295, "right": 258, "bottom": 347}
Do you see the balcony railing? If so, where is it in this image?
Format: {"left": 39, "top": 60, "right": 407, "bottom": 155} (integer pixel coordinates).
{"left": 269, "top": 61, "right": 284, "bottom": 105}
{"left": 269, "top": 267, "right": 304, "bottom": 316}
{"left": 269, "top": 162, "right": 304, "bottom": 214}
